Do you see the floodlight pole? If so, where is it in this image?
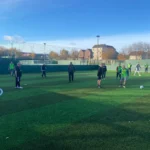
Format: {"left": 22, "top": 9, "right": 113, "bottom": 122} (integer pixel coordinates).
{"left": 96, "top": 35, "right": 100, "bottom": 63}
{"left": 146, "top": 48, "right": 148, "bottom": 59}
{"left": 44, "top": 43, "right": 46, "bottom": 63}
{"left": 11, "top": 42, "right": 14, "bottom": 59}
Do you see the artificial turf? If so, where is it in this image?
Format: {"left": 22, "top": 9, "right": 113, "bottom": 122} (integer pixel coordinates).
{"left": 0, "top": 71, "right": 150, "bottom": 150}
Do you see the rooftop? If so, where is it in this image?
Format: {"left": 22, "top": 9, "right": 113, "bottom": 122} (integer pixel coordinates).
{"left": 92, "top": 44, "right": 115, "bottom": 49}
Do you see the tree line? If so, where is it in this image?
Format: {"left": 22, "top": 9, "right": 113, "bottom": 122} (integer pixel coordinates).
{"left": 49, "top": 49, "right": 79, "bottom": 60}
{"left": 117, "top": 42, "right": 150, "bottom": 60}
{"left": 0, "top": 47, "right": 22, "bottom": 58}
{"left": 1, "top": 42, "right": 150, "bottom": 60}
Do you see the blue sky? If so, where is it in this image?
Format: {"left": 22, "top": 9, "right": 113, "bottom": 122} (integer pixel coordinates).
{"left": 0, "top": 0, "right": 150, "bottom": 53}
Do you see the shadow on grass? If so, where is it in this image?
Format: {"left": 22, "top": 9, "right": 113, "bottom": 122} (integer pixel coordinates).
{"left": 6, "top": 94, "right": 150, "bottom": 150}
{"left": 0, "top": 92, "right": 76, "bottom": 117}
{"left": 25, "top": 75, "right": 96, "bottom": 88}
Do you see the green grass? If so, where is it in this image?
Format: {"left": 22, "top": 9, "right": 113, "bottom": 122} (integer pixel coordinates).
{"left": 0, "top": 71, "right": 150, "bottom": 150}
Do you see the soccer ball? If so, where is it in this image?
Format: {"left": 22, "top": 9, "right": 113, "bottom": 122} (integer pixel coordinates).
{"left": 140, "top": 85, "right": 144, "bottom": 89}
{"left": 0, "top": 88, "right": 3, "bottom": 96}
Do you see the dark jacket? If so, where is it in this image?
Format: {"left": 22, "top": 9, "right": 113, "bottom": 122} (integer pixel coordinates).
{"left": 41, "top": 65, "right": 46, "bottom": 71}
{"left": 15, "top": 66, "right": 22, "bottom": 77}
{"left": 102, "top": 65, "right": 107, "bottom": 72}
{"left": 68, "top": 64, "right": 75, "bottom": 73}
{"left": 97, "top": 66, "right": 103, "bottom": 76}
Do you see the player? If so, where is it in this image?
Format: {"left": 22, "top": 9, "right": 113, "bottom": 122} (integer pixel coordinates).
{"left": 126, "top": 67, "right": 129, "bottom": 79}
{"left": 102, "top": 63, "right": 107, "bottom": 80}
{"left": 15, "top": 62, "right": 23, "bottom": 89}
{"left": 116, "top": 63, "right": 122, "bottom": 80}
{"left": 119, "top": 65, "right": 128, "bottom": 88}
{"left": 68, "top": 62, "right": 75, "bottom": 82}
{"left": 145, "top": 63, "right": 148, "bottom": 73}
{"left": 41, "top": 64, "right": 46, "bottom": 78}
{"left": 128, "top": 63, "right": 132, "bottom": 75}
{"left": 97, "top": 64, "right": 103, "bottom": 88}
{"left": 134, "top": 62, "right": 141, "bottom": 76}
{"left": 8, "top": 61, "right": 15, "bottom": 76}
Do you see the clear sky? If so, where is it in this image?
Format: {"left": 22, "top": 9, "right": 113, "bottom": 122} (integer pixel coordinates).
{"left": 0, "top": 0, "right": 150, "bottom": 53}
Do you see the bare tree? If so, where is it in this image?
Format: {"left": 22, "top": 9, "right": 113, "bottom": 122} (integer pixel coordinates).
{"left": 49, "top": 51, "right": 59, "bottom": 59}
{"left": 30, "top": 51, "right": 36, "bottom": 59}
{"left": 121, "top": 42, "right": 150, "bottom": 54}
{"left": 70, "top": 49, "right": 79, "bottom": 60}
{"left": 60, "top": 49, "right": 69, "bottom": 60}
{"left": 102, "top": 48, "right": 118, "bottom": 59}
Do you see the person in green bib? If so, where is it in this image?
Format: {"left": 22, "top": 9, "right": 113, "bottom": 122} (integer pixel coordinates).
{"left": 128, "top": 63, "right": 132, "bottom": 75}
{"left": 8, "top": 61, "right": 15, "bottom": 76}
{"left": 116, "top": 63, "right": 122, "bottom": 80}
{"left": 119, "top": 65, "right": 128, "bottom": 88}
{"left": 145, "top": 64, "right": 148, "bottom": 73}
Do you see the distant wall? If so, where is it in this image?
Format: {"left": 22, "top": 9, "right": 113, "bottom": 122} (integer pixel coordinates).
{"left": 125, "top": 59, "right": 150, "bottom": 65}
{"left": 0, "top": 62, "right": 98, "bottom": 75}
{"left": 20, "top": 65, "right": 98, "bottom": 74}
{"left": 1, "top": 58, "right": 150, "bottom": 74}
{"left": 57, "top": 60, "right": 81, "bottom": 65}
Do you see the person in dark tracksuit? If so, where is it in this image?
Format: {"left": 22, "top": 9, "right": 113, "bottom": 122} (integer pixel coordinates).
{"left": 68, "top": 62, "right": 75, "bottom": 82}
{"left": 41, "top": 64, "right": 46, "bottom": 78}
{"left": 15, "top": 62, "right": 23, "bottom": 89}
{"left": 97, "top": 64, "right": 103, "bottom": 88}
{"left": 102, "top": 63, "right": 107, "bottom": 80}
{"left": 116, "top": 64, "right": 122, "bottom": 80}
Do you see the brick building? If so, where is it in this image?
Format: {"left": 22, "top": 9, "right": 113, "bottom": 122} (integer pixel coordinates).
{"left": 92, "top": 44, "right": 117, "bottom": 60}
{"left": 78, "top": 49, "right": 92, "bottom": 60}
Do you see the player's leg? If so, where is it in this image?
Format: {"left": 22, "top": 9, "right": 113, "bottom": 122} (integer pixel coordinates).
{"left": 18, "top": 77, "right": 23, "bottom": 88}
{"left": 18, "top": 77, "right": 20, "bottom": 87}
{"left": 97, "top": 80, "right": 100, "bottom": 88}
{"left": 15, "top": 77, "right": 18, "bottom": 88}
{"left": 15, "top": 77, "right": 20, "bottom": 88}
{"left": 101, "top": 72, "right": 103, "bottom": 79}
{"left": 119, "top": 73, "right": 121, "bottom": 80}
{"left": 138, "top": 71, "right": 141, "bottom": 76}
{"left": 10, "top": 70, "right": 12, "bottom": 76}
{"left": 69, "top": 72, "right": 71, "bottom": 82}
{"left": 116, "top": 72, "right": 118, "bottom": 79}
{"left": 12, "top": 69, "right": 14, "bottom": 76}
{"left": 97, "top": 76, "right": 101, "bottom": 88}
{"left": 42, "top": 71, "right": 44, "bottom": 77}
{"left": 119, "top": 78, "right": 123, "bottom": 87}
{"left": 134, "top": 69, "right": 137, "bottom": 76}
{"left": 123, "top": 78, "right": 126, "bottom": 88}
{"left": 41, "top": 71, "right": 43, "bottom": 77}
{"left": 72, "top": 72, "right": 74, "bottom": 81}
{"left": 44, "top": 71, "right": 46, "bottom": 77}
{"left": 103, "top": 71, "right": 106, "bottom": 79}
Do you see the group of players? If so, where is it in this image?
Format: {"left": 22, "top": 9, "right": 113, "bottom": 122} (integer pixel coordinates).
{"left": 97, "top": 62, "right": 149, "bottom": 88}
{"left": 8, "top": 61, "right": 77, "bottom": 89}
{"left": 8, "top": 61, "right": 149, "bottom": 89}
{"left": 40, "top": 62, "right": 76, "bottom": 82}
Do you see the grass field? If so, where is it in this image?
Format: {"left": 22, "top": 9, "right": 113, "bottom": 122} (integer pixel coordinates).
{"left": 0, "top": 71, "right": 150, "bottom": 150}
